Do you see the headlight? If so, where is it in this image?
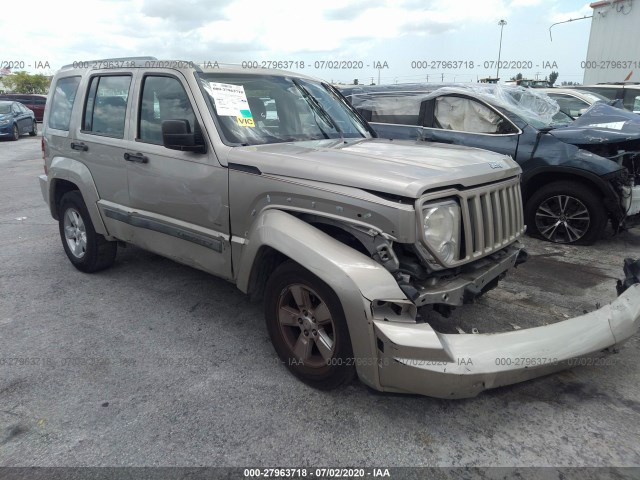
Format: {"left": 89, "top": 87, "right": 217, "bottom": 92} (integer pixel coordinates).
{"left": 422, "top": 200, "right": 460, "bottom": 263}
{"left": 0, "top": 118, "right": 10, "bottom": 126}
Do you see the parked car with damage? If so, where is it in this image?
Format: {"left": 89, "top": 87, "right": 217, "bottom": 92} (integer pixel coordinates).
{"left": 39, "top": 58, "right": 640, "bottom": 398}
{"left": 340, "top": 83, "right": 640, "bottom": 245}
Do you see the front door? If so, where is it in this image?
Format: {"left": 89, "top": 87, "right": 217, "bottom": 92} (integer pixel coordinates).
{"left": 123, "top": 71, "right": 232, "bottom": 279}
{"left": 421, "top": 95, "right": 520, "bottom": 158}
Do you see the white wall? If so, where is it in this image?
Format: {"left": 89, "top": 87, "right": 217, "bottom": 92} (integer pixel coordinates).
{"left": 584, "top": 0, "right": 640, "bottom": 84}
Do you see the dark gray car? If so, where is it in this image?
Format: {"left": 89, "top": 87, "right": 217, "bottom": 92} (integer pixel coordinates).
{"left": 340, "top": 83, "right": 640, "bottom": 245}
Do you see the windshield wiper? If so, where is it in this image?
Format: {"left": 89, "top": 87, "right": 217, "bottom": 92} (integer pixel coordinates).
{"left": 291, "top": 79, "right": 343, "bottom": 141}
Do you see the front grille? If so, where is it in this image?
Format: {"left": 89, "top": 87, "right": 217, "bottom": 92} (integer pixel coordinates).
{"left": 463, "top": 180, "right": 524, "bottom": 260}
{"left": 417, "top": 177, "right": 525, "bottom": 267}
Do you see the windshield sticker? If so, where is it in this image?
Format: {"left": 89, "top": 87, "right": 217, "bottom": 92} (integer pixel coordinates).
{"left": 586, "top": 121, "right": 626, "bottom": 130}
{"left": 205, "top": 82, "right": 253, "bottom": 120}
{"left": 237, "top": 116, "right": 255, "bottom": 127}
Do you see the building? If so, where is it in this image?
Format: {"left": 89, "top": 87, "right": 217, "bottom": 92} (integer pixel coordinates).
{"left": 584, "top": 0, "right": 639, "bottom": 84}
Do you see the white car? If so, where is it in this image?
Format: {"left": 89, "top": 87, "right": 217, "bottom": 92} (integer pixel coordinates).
{"left": 538, "top": 88, "right": 611, "bottom": 118}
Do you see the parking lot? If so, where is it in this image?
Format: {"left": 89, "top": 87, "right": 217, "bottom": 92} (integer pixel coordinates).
{"left": 1, "top": 131, "right": 639, "bottom": 468}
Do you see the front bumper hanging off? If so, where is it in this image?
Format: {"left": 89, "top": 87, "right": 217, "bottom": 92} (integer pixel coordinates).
{"left": 371, "top": 258, "right": 640, "bottom": 399}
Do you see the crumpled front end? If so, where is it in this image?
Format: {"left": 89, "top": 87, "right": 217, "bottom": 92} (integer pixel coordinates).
{"left": 367, "top": 259, "right": 640, "bottom": 399}
{"left": 549, "top": 102, "right": 640, "bottom": 227}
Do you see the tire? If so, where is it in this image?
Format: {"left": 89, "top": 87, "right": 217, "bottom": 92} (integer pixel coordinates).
{"left": 10, "top": 124, "right": 19, "bottom": 141}
{"left": 525, "top": 180, "right": 607, "bottom": 245}
{"left": 264, "top": 261, "right": 356, "bottom": 390}
{"left": 57, "top": 191, "right": 117, "bottom": 272}
{"left": 29, "top": 121, "right": 37, "bottom": 136}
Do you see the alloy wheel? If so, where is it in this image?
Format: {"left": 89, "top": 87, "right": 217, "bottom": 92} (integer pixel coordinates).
{"left": 534, "top": 194, "right": 590, "bottom": 243}
{"left": 63, "top": 208, "right": 87, "bottom": 258}
{"left": 277, "top": 283, "right": 336, "bottom": 368}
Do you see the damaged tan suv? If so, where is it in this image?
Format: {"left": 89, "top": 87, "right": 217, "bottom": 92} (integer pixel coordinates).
{"left": 40, "top": 57, "right": 640, "bottom": 398}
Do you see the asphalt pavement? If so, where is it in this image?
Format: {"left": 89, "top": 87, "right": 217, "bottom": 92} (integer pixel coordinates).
{"left": 0, "top": 130, "right": 639, "bottom": 470}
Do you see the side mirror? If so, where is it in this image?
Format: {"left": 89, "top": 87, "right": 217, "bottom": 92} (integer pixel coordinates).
{"left": 161, "top": 119, "right": 205, "bottom": 153}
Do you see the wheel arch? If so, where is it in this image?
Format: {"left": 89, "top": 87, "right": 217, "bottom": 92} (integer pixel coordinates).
{"left": 245, "top": 217, "right": 374, "bottom": 302}
{"left": 522, "top": 167, "right": 614, "bottom": 206}
{"left": 236, "top": 209, "right": 410, "bottom": 391}
{"left": 48, "top": 157, "right": 109, "bottom": 236}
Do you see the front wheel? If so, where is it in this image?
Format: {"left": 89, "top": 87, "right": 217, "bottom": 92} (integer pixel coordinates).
{"left": 525, "top": 181, "right": 607, "bottom": 245}
{"left": 264, "top": 261, "right": 356, "bottom": 390}
{"left": 58, "top": 191, "right": 117, "bottom": 272}
{"left": 29, "top": 121, "right": 37, "bottom": 136}
{"left": 11, "top": 124, "right": 19, "bottom": 141}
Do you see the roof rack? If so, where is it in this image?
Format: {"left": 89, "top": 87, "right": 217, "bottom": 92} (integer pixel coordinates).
{"left": 596, "top": 82, "right": 640, "bottom": 85}
{"left": 60, "top": 56, "right": 158, "bottom": 70}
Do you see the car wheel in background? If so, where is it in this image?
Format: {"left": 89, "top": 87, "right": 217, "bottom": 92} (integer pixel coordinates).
{"left": 11, "top": 124, "right": 19, "bottom": 141}
{"left": 29, "top": 120, "right": 37, "bottom": 136}
{"left": 525, "top": 181, "right": 607, "bottom": 245}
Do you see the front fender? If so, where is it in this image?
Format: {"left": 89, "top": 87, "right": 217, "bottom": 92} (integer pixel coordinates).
{"left": 47, "top": 156, "right": 109, "bottom": 236}
{"left": 235, "top": 209, "right": 410, "bottom": 390}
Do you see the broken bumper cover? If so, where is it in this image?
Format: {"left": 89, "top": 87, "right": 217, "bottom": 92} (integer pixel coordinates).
{"left": 372, "top": 278, "right": 640, "bottom": 399}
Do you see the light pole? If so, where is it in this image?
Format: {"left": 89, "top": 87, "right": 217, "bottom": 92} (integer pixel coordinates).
{"left": 496, "top": 19, "right": 507, "bottom": 81}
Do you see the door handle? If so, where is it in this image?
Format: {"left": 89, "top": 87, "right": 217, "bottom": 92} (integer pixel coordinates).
{"left": 124, "top": 152, "right": 149, "bottom": 164}
{"left": 70, "top": 142, "right": 88, "bottom": 151}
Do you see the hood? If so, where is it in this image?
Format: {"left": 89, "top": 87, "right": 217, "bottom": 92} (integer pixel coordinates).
{"left": 227, "top": 138, "right": 520, "bottom": 198}
{"left": 549, "top": 103, "right": 640, "bottom": 145}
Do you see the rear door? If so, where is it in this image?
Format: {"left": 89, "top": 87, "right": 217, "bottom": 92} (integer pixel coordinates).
{"left": 352, "top": 92, "right": 426, "bottom": 140}
{"left": 14, "top": 103, "right": 30, "bottom": 133}
{"left": 74, "top": 72, "right": 133, "bottom": 218}
{"left": 123, "top": 70, "right": 232, "bottom": 279}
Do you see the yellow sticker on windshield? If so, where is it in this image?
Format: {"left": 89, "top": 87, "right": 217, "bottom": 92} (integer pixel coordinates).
{"left": 237, "top": 116, "right": 255, "bottom": 127}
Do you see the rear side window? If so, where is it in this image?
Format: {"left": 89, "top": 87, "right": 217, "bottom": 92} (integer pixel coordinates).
{"left": 138, "top": 75, "right": 196, "bottom": 144}
{"left": 49, "top": 76, "right": 81, "bottom": 131}
{"left": 83, "top": 75, "right": 132, "bottom": 138}
{"left": 355, "top": 94, "right": 423, "bottom": 125}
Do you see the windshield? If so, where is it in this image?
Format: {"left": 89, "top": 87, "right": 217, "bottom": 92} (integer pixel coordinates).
{"left": 0, "top": 103, "right": 11, "bottom": 114}
{"left": 197, "top": 73, "right": 371, "bottom": 145}
{"left": 545, "top": 109, "right": 574, "bottom": 128}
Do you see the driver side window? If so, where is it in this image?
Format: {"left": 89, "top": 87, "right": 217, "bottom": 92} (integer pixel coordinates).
{"left": 139, "top": 76, "right": 196, "bottom": 144}
{"left": 434, "top": 96, "right": 507, "bottom": 134}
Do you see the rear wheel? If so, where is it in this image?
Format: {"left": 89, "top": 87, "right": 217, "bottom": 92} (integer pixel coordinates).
{"left": 58, "top": 191, "right": 117, "bottom": 272}
{"left": 264, "top": 261, "right": 356, "bottom": 390}
{"left": 29, "top": 121, "right": 37, "bottom": 136}
{"left": 525, "top": 181, "right": 607, "bottom": 245}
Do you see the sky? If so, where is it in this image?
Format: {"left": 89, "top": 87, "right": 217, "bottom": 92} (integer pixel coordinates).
{"left": 1, "top": 0, "right": 594, "bottom": 85}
